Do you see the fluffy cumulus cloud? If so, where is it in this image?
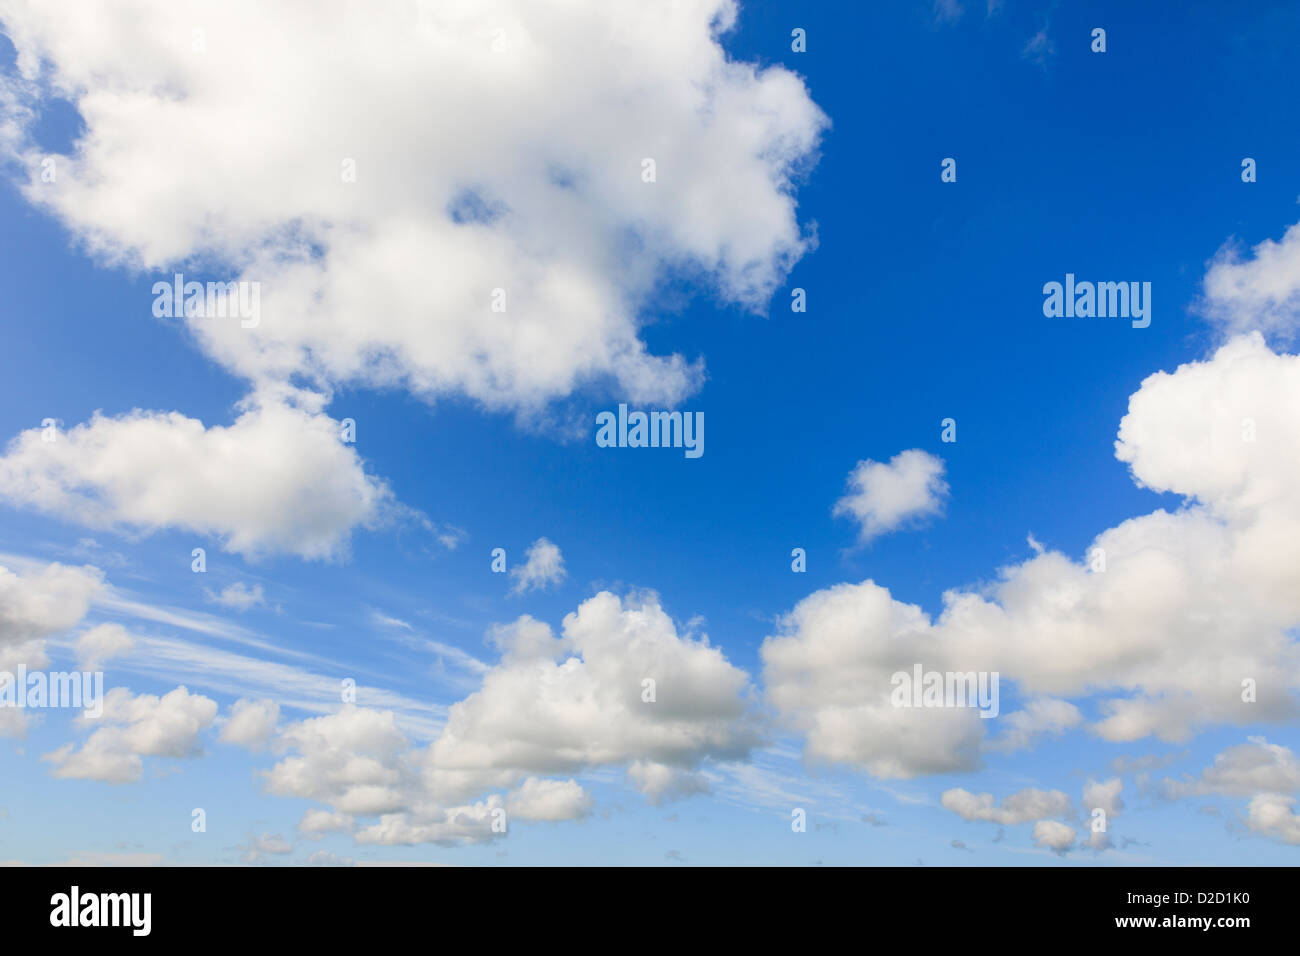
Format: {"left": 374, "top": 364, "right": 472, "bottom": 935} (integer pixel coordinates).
{"left": 506, "top": 777, "right": 593, "bottom": 821}
{"left": 1246, "top": 794, "right": 1300, "bottom": 845}
{"left": 0, "top": 560, "right": 102, "bottom": 672}
{"left": 0, "top": 560, "right": 101, "bottom": 737}
{"left": 762, "top": 580, "right": 985, "bottom": 778}
{"left": 298, "top": 809, "right": 354, "bottom": 839}
{"left": 988, "top": 698, "right": 1082, "bottom": 754}
{"left": 75, "top": 622, "right": 135, "bottom": 670}
{"left": 208, "top": 582, "right": 266, "bottom": 612}
{"left": 263, "top": 706, "right": 412, "bottom": 817}
{"left": 1202, "top": 220, "right": 1300, "bottom": 340}
{"left": 0, "top": 0, "right": 825, "bottom": 415}
{"left": 0, "top": 391, "right": 393, "bottom": 560}
{"left": 833, "top": 449, "right": 948, "bottom": 543}
{"left": 43, "top": 686, "right": 218, "bottom": 783}
{"left": 941, "top": 787, "right": 1073, "bottom": 825}
{"left": 764, "top": 333, "right": 1300, "bottom": 778}
{"left": 260, "top": 591, "right": 758, "bottom": 845}
{"left": 509, "top": 537, "right": 566, "bottom": 595}
{"left": 218, "top": 697, "right": 281, "bottom": 750}
{"left": 1163, "top": 737, "right": 1300, "bottom": 799}
{"left": 1163, "top": 739, "right": 1300, "bottom": 847}
{"left": 1031, "top": 820, "right": 1077, "bottom": 854}
{"left": 1082, "top": 777, "right": 1124, "bottom": 817}
{"left": 627, "top": 760, "right": 711, "bottom": 804}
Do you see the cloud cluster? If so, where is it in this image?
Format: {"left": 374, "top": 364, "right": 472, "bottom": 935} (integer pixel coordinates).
{"left": 43, "top": 686, "right": 218, "bottom": 783}
{"left": 218, "top": 697, "right": 281, "bottom": 750}
{"left": 941, "top": 787, "right": 1072, "bottom": 825}
{"left": 1164, "top": 737, "right": 1300, "bottom": 799}
{"left": 1163, "top": 739, "right": 1300, "bottom": 846}
{"left": 764, "top": 333, "right": 1300, "bottom": 778}
{"left": 1, "top": 0, "right": 825, "bottom": 414}
{"left": 0, "top": 392, "right": 392, "bottom": 560}
{"left": 261, "top": 591, "right": 759, "bottom": 845}
{"left": 0, "top": 560, "right": 102, "bottom": 672}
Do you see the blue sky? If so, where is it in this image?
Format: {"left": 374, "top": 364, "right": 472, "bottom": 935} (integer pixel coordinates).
{"left": 2, "top": 0, "right": 1300, "bottom": 866}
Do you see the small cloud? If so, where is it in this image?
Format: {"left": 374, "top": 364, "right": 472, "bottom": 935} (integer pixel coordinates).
{"left": 206, "top": 582, "right": 266, "bottom": 612}
{"left": 370, "top": 610, "right": 414, "bottom": 631}
{"left": 76, "top": 623, "right": 135, "bottom": 670}
{"left": 241, "top": 832, "right": 293, "bottom": 864}
{"left": 1023, "top": 25, "right": 1054, "bottom": 66}
{"left": 436, "top": 526, "right": 467, "bottom": 550}
{"left": 218, "top": 698, "right": 280, "bottom": 751}
{"left": 510, "top": 537, "right": 567, "bottom": 594}
{"left": 833, "top": 450, "right": 948, "bottom": 544}
{"left": 1031, "top": 820, "right": 1077, "bottom": 854}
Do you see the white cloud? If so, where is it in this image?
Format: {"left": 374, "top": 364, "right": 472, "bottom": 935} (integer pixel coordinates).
{"left": 0, "top": 392, "right": 393, "bottom": 560}
{"left": 833, "top": 449, "right": 948, "bottom": 543}
{"left": 0, "top": 560, "right": 102, "bottom": 671}
{"left": 1246, "top": 793, "right": 1300, "bottom": 845}
{"left": 0, "top": 0, "right": 825, "bottom": 417}
{"left": 627, "top": 760, "right": 710, "bottom": 804}
{"left": 218, "top": 697, "right": 281, "bottom": 750}
{"left": 260, "top": 591, "right": 758, "bottom": 845}
{"left": 1202, "top": 220, "right": 1300, "bottom": 340}
{"left": 43, "top": 686, "right": 218, "bottom": 783}
{"left": 762, "top": 580, "right": 984, "bottom": 778}
{"left": 0, "top": 560, "right": 105, "bottom": 736}
{"left": 75, "top": 622, "right": 135, "bottom": 670}
{"left": 989, "top": 698, "right": 1083, "bottom": 754}
{"left": 1031, "top": 819, "right": 1076, "bottom": 853}
{"left": 509, "top": 537, "right": 566, "bottom": 594}
{"left": 263, "top": 706, "right": 412, "bottom": 816}
{"left": 420, "top": 591, "right": 759, "bottom": 805}
{"left": 208, "top": 582, "right": 266, "bottom": 612}
{"left": 298, "top": 809, "right": 354, "bottom": 839}
{"left": 241, "top": 832, "right": 294, "bottom": 864}
{"left": 506, "top": 777, "right": 592, "bottom": 821}
{"left": 1082, "top": 777, "right": 1124, "bottom": 816}
{"left": 1164, "top": 737, "right": 1300, "bottom": 798}
{"left": 765, "top": 333, "right": 1300, "bottom": 777}
{"left": 941, "top": 787, "right": 1073, "bottom": 825}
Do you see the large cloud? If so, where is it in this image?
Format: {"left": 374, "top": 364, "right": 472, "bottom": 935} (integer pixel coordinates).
{"left": 0, "top": 391, "right": 394, "bottom": 560}
{"left": 0, "top": 0, "right": 826, "bottom": 413}
{"left": 43, "top": 685, "right": 218, "bottom": 783}
{"left": 260, "top": 591, "right": 760, "bottom": 845}
{"left": 763, "top": 333, "right": 1300, "bottom": 777}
